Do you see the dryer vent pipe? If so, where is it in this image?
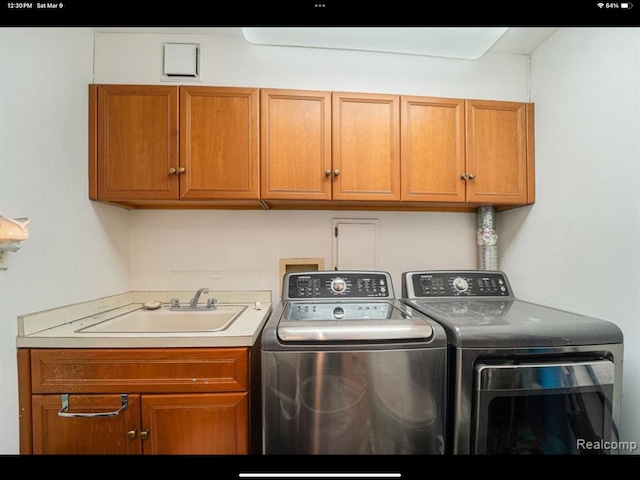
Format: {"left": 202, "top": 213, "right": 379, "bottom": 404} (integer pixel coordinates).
{"left": 477, "top": 205, "right": 498, "bottom": 270}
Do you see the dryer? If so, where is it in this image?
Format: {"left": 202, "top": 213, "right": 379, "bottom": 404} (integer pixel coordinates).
{"left": 401, "top": 270, "right": 624, "bottom": 455}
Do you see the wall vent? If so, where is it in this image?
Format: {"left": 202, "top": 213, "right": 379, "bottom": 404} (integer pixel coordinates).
{"left": 162, "top": 42, "right": 202, "bottom": 82}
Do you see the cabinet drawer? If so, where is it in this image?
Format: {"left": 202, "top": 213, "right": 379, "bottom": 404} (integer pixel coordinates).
{"left": 30, "top": 348, "right": 249, "bottom": 394}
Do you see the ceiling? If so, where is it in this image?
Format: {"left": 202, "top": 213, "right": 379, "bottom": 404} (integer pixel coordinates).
{"left": 94, "top": 27, "right": 560, "bottom": 59}
{"left": 489, "top": 27, "right": 560, "bottom": 55}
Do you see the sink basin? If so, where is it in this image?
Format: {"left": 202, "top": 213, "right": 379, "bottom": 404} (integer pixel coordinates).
{"left": 77, "top": 305, "right": 247, "bottom": 333}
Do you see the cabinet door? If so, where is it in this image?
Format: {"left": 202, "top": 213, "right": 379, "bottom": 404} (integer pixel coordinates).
{"left": 141, "top": 393, "right": 249, "bottom": 455}
{"left": 180, "top": 86, "right": 259, "bottom": 200}
{"left": 465, "top": 100, "right": 532, "bottom": 204}
{"left": 332, "top": 92, "right": 401, "bottom": 201}
{"left": 260, "top": 89, "right": 332, "bottom": 200}
{"left": 31, "top": 394, "right": 142, "bottom": 454}
{"left": 401, "top": 96, "right": 466, "bottom": 202}
{"left": 97, "top": 85, "right": 179, "bottom": 201}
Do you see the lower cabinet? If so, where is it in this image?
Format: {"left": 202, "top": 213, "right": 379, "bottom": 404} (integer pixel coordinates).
{"left": 18, "top": 347, "right": 258, "bottom": 455}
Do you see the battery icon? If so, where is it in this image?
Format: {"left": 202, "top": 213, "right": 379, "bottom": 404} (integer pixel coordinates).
{"left": 622, "top": 2, "right": 633, "bottom": 8}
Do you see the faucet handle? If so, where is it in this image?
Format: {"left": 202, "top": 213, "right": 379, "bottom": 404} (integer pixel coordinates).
{"left": 207, "top": 298, "right": 217, "bottom": 309}
{"left": 170, "top": 298, "right": 180, "bottom": 309}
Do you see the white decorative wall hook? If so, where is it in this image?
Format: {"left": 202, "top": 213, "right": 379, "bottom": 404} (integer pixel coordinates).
{"left": 0, "top": 215, "right": 31, "bottom": 252}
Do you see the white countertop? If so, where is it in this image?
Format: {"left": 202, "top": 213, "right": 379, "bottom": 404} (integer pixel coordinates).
{"left": 16, "top": 290, "right": 273, "bottom": 349}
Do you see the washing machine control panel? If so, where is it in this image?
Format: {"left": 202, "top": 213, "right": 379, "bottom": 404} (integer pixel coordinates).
{"left": 285, "top": 271, "right": 394, "bottom": 299}
{"left": 286, "top": 302, "right": 394, "bottom": 320}
{"left": 405, "top": 271, "right": 512, "bottom": 298}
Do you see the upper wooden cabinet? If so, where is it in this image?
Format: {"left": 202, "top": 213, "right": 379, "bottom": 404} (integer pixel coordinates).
{"left": 260, "top": 89, "right": 332, "bottom": 200}
{"left": 90, "top": 84, "right": 260, "bottom": 207}
{"left": 332, "top": 92, "right": 401, "bottom": 201}
{"left": 90, "top": 84, "right": 534, "bottom": 211}
{"left": 180, "top": 86, "right": 260, "bottom": 200}
{"left": 465, "top": 99, "right": 533, "bottom": 205}
{"left": 401, "top": 96, "right": 534, "bottom": 206}
{"left": 260, "top": 90, "right": 400, "bottom": 202}
{"left": 401, "top": 96, "right": 466, "bottom": 202}
{"left": 93, "top": 84, "right": 179, "bottom": 201}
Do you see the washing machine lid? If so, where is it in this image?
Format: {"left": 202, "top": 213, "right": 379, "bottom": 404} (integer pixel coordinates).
{"left": 277, "top": 300, "right": 434, "bottom": 342}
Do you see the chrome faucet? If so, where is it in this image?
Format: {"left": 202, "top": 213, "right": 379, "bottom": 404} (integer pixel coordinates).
{"left": 190, "top": 287, "right": 209, "bottom": 308}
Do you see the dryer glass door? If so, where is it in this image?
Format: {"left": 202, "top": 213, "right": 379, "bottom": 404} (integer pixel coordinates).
{"left": 472, "top": 359, "right": 616, "bottom": 454}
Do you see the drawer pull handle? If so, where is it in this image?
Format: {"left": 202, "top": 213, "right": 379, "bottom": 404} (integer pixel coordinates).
{"left": 57, "top": 393, "right": 128, "bottom": 418}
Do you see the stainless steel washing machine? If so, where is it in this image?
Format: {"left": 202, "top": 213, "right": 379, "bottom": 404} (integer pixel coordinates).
{"left": 401, "top": 270, "right": 624, "bottom": 455}
{"left": 262, "top": 270, "right": 447, "bottom": 455}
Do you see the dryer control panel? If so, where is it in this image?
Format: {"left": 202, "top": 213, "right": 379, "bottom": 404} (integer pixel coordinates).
{"left": 403, "top": 271, "right": 513, "bottom": 298}
{"left": 284, "top": 271, "right": 394, "bottom": 300}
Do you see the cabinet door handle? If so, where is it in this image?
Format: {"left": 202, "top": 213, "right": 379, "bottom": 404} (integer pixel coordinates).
{"left": 333, "top": 170, "right": 340, "bottom": 177}
{"left": 57, "top": 393, "right": 128, "bottom": 418}
{"left": 140, "top": 430, "right": 150, "bottom": 441}
{"left": 461, "top": 173, "right": 468, "bottom": 180}
{"left": 468, "top": 173, "right": 476, "bottom": 179}
{"left": 169, "top": 168, "right": 177, "bottom": 174}
{"left": 127, "top": 429, "right": 137, "bottom": 439}
{"left": 178, "top": 167, "right": 186, "bottom": 174}
{"left": 325, "top": 170, "right": 332, "bottom": 176}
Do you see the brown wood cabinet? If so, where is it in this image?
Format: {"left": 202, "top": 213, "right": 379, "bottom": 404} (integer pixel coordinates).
{"left": 401, "top": 96, "right": 534, "bottom": 206}
{"left": 260, "top": 89, "right": 332, "bottom": 200}
{"left": 89, "top": 84, "right": 260, "bottom": 209}
{"left": 18, "top": 347, "right": 258, "bottom": 455}
{"left": 332, "top": 92, "right": 401, "bottom": 201}
{"left": 401, "top": 96, "right": 466, "bottom": 203}
{"left": 465, "top": 99, "right": 534, "bottom": 205}
{"left": 260, "top": 89, "right": 400, "bottom": 203}
{"left": 89, "top": 84, "right": 534, "bottom": 212}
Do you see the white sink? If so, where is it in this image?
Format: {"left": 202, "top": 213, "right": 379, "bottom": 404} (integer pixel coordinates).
{"left": 77, "top": 305, "right": 247, "bottom": 333}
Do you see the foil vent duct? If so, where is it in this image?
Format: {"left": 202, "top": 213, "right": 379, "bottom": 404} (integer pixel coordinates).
{"left": 477, "top": 206, "right": 498, "bottom": 270}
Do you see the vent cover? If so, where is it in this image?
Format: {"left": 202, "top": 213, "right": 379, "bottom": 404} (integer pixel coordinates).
{"left": 162, "top": 42, "right": 202, "bottom": 82}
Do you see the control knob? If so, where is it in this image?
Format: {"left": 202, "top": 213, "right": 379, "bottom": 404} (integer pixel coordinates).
{"left": 331, "top": 277, "right": 347, "bottom": 293}
{"left": 452, "top": 276, "right": 469, "bottom": 293}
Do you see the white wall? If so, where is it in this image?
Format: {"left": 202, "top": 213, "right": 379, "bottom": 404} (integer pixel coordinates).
{"left": 0, "top": 28, "right": 131, "bottom": 453}
{"left": 95, "top": 29, "right": 531, "bottom": 297}
{"left": 128, "top": 210, "right": 478, "bottom": 297}
{"left": 93, "top": 29, "right": 530, "bottom": 98}
{"left": 2, "top": 26, "right": 638, "bottom": 454}
{"left": 500, "top": 27, "right": 640, "bottom": 448}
